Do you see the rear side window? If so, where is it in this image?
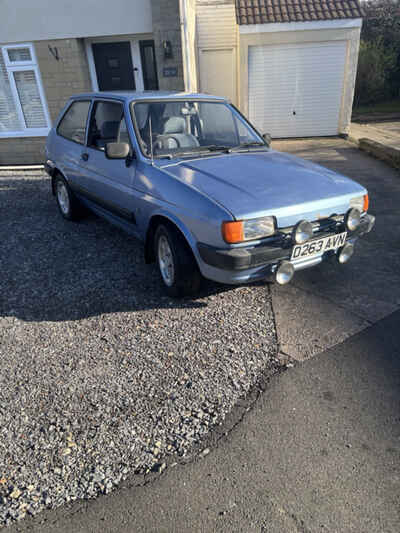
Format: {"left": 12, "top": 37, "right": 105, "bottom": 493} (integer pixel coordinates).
{"left": 57, "top": 100, "right": 91, "bottom": 144}
{"left": 87, "top": 101, "right": 128, "bottom": 150}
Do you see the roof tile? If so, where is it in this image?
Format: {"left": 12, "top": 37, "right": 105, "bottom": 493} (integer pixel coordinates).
{"left": 235, "top": 0, "right": 363, "bottom": 24}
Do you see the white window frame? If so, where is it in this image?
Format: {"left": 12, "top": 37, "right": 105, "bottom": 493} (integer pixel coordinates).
{"left": 0, "top": 42, "right": 51, "bottom": 138}
{"left": 85, "top": 36, "right": 145, "bottom": 93}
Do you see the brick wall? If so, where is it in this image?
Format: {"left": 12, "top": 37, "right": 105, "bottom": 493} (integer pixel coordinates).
{"left": 151, "top": 0, "right": 185, "bottom": 91}
{"left": 0, "top": 38, "right": 92, "bottom": 165}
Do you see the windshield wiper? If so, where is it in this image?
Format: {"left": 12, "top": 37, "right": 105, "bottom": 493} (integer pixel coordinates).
{"left": 154, "top": 153, "right": 173, "bottom": 159}
{"left": 204, "top": 145, "right": 233, "bottom": 153}
{"left": 233, "top": 141, "right": 267, "bottom": 150}
{"left": 230, "top": 142, "right": 268, "bottom": 153}
{"left": 170, "top": 147, "right": 231, "bottom": 159}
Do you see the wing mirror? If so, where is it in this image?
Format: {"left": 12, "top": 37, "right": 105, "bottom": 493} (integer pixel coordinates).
{"left": 262, "top": 133, "right": 272, "bottom": 146}
{"left": 105, "top": 142, "right": 131, "bottom": 160}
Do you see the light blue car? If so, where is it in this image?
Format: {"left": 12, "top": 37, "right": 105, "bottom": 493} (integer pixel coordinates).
{"left": 45, "top": 91, "right": 375, "bottom": 296}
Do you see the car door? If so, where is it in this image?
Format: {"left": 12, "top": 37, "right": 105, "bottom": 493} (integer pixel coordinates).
{"left": 79, "top": 99, "right": 138, "bottom": 229}
{"left": 54, "top": 99, "right": 92, "bottom": 186}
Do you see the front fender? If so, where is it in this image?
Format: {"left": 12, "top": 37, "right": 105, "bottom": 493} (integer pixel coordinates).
{"left": 146, "top": 209, "right": 202, "bottom": 265}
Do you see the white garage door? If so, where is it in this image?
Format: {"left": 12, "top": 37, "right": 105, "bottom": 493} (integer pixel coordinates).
{"left": 248, "top": 41, "right": 347, "bottom": 138}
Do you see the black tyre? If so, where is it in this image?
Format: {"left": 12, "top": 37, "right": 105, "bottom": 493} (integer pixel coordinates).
{"left": 54, "top": 174, "right": 82, "bottom": 221}
{"left": 154, "top": 224, "right": 202, "bottom": 297}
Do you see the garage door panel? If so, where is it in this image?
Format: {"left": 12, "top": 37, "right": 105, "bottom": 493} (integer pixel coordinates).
{"left": 248, "top": 41, "right": 347, "bottom": 138}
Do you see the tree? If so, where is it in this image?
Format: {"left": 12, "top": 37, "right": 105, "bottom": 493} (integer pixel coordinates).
{"left": 355, "top": 39, "right": 396, "bottom": 105}
{"left": 355, "top": 0, "right": 400, "bottom": 103}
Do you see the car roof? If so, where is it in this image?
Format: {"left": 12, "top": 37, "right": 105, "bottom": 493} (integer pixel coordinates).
{"left": 70, "top": 91, "right": 228, "bottom": 103}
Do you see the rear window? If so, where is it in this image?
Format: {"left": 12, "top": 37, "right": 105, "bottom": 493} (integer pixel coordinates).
{"left": 57, "top": 100, "right": 91, "bottom": 145}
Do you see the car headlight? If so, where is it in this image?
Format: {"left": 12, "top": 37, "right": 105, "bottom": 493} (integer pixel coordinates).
{"left": 345, "top": 208, "right": 361, "bottom": 231}
{"left": 350, "top": 194, "right": 369, "bottom": 212}
{"left": 293, "top": 220, "right": 313, "bottom": 244}
{"left": 222, "top": 216, "right": 276, "bottom": 243}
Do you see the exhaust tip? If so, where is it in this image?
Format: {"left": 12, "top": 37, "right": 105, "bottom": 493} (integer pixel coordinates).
{"left": 338, "top": 243, "right": 354, "bottom": 264}
{"left": 276, "top": 261, "right": 295, "bottom": 285}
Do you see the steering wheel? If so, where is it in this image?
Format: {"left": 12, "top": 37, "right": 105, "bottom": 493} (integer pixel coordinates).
{"left": 153, "top": 135, "right": 181, "bottom": 152}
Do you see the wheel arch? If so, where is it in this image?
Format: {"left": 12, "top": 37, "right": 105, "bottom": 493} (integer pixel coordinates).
{"left": 144, "top": 213, "right": 199, "bottom": 266}
{"left": 51, "top": 168, "right": 68, "bottom": 196}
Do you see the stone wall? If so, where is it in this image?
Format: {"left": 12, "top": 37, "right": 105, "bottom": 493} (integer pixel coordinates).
{"left": 1, "top": 2, "right": 186, "bottom": 165}
{"left": 35, "top": 38, "right": 92, "bottom": 123}
{"left": 0, "top": 137, "right": 46, "bottom": 165}
{"left": 150, "top": 0, "right": 185, "bottom": 91}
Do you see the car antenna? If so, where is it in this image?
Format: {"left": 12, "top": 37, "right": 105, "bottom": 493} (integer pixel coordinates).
{"left": 149, "top": 111, "right": 154, "bottom": 166}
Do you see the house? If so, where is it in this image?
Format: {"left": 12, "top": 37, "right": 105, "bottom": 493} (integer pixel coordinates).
{"left": 0, "top": 0, "right": 195, "bottom": 164}
{"left": 0, "top": 0, "right": 363, "bottom": 165}
{"left": 196, "top": 0, "right": 364, "bottom": 138}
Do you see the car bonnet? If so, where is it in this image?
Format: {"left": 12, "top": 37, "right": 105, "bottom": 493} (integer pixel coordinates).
{"left": 160, "top": 150, "right": 366, "bottom": 227}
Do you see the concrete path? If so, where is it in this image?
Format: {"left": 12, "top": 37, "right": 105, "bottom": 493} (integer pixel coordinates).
{"left": 350, "top": 121, "right": 400, "bottom": 150}
{"left": 350, "top": 121, "right": 400, "bottom": 169}
{"left": 13, "top": 309, "right": 400, "bottom": 533}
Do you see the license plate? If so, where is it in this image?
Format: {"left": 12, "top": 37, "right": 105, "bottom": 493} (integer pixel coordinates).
{"left": 291, "top": 232, "right": 347, "bottom": 261}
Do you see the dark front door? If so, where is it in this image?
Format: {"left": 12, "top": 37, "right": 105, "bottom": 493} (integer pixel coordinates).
{"left": 92, "top": 42, "right": 136, "bottom": 91}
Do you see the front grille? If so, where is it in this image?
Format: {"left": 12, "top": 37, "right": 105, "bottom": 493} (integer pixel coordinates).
{"left": 280, "top": 215, "right": 345, "bottom": 237}
{"left": 263, "top": 215, "right": 345, "bottom": 249}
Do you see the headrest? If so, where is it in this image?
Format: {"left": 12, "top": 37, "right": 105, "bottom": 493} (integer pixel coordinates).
{"left": 163, "top": 117, "right": 186, "bottom": 134}
{"left": 100, "top": 121, "right": 120, "bottom": 139}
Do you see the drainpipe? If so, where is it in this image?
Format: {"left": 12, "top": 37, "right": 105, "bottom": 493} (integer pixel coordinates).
{"left": 179, "top": 0, "right": 193, "bottom": 93}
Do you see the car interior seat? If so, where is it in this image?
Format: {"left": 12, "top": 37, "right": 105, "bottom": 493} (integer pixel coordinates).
{"left": 155, "top": 117, "right": 200, "bottom": 151}
{"left": 95, "top": 121, "right": 120, "bottom": 150}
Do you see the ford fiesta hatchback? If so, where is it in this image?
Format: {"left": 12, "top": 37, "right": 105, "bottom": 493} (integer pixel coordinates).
{"left": 45, "top": 92, "right": 375, "bottom": 296}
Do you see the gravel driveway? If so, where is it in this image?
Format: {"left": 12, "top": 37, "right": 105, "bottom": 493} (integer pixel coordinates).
{"left": 0, "top": 170, "right": 278, "bottom": 526}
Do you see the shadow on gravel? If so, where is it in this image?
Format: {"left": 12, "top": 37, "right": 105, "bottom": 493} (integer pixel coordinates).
{"left": 0, "top": 173, "right": 278, "bottom": 527}
{"left": 0, "top": 175, "right": 256, "bottom": 323}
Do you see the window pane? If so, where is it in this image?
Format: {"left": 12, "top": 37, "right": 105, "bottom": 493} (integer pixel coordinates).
{"left": 132, "top": 100, "right": 261, "bottom": 157}
{"left": 57, "top": 100, "right": 91, "bottom": 144}
{"left": 88, "top": 101, "right": 124, "bottom": 149}
{"left": 119, "top": 117, "right": 130, "bottom": 144}
{"left": 140, "top": 41, "right": 158, "bottom": 90}
{"left": 199, "top": 102, "right": 237, "bottom": 144}
{"left": 8, "top": 48, "right": 32, "bottom": 62}
{"left": 0, "top": 52, "right": 22, "bottom": 132}
{"left": 13, "top": 70, "right": 47, "bottom": 128}
{"left": 236, "top": 116, "right": 259, "bottom": 144}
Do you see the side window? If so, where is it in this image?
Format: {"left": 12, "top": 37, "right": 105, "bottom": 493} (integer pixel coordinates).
{"left": 57, "top": 100, "right": 91, "bottom": 144}
{"left": 87, "top": 101, "right": 127, "bottom": 151}
{"left": 119, "top": 117, "right": 130, "bottom": 145}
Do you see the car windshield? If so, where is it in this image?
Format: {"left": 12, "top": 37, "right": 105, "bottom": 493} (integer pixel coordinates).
{"left": 131, "top": 100, "right": 265, "bottom": 158}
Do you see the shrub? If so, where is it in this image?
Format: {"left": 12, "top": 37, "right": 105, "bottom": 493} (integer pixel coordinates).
{"left": 354, "top": 38, "right": 397, "bottom": 106}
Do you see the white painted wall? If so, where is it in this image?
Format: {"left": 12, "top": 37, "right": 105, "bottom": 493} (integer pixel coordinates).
{"left": 196, "top": 1, "right": 238, "bottom": 104}
{"left": 0, "top": 0, "right": 153, "bottom": 43}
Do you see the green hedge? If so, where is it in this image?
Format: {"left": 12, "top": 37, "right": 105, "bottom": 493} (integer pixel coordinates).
{"left": 354, "top": 0, "right": 400, "bottom": 106}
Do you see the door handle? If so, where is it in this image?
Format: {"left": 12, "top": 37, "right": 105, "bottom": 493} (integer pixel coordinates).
{"left": 81, "top": 153, "right": 89, "bottom": 161}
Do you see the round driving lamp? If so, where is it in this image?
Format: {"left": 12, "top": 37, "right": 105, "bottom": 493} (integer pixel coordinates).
{"left": 293, "top": 220, "right": 313, "bottom": 244}
{"left": 338, "top": 243, "right": 354, "bottom": 264}
{"left": 275, "top": 261, "right": 295, "bottom": 285}
{"left": 345, "top": 208, "right": 361, "bottom": 232}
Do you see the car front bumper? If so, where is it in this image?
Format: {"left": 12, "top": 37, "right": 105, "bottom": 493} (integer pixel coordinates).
{"left": 197, "top": 214, "right": 375, "bottom": 284}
